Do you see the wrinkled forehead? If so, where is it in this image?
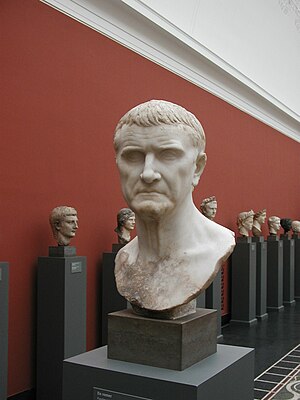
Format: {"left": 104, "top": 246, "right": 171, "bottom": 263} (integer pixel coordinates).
{"left": 114, "top": 123, "right": 204, "bottom": 153}
{"left": 206, "top": 201, "right": 217, "bottom": 208}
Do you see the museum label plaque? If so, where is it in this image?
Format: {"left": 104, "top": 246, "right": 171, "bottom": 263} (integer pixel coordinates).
{"left": 71, "top": 261, "right": 82, "bottom": 274}
{"left": 93, "top": 388, "right": 152, "bottom": 400}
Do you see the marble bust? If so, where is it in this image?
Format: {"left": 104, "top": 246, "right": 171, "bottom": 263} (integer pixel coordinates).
{"left": 114, "top": 208, "right": 135, "bottom": 244}
{"left": 49, "top": 206, "right": 78, "bottom": 246}
{"left": 113, "top": 100, "right": 235, "bottom": 319}
{"left": 292, "top": 221, "right": 300, "bottom": 234}
{"left": 268, "top": 216, "right": 281, "bottom": 236}
{"left": 200, "top": 196, "right": 217, "bottom": 221}
{"left": 280, "top": 218, "right": 292, "bottom": 236}
{"left": 237, "top": 210, "right": 255, "bottom": 237}
{"left": 252, "top": 209, "right": 267, "bottom": 237}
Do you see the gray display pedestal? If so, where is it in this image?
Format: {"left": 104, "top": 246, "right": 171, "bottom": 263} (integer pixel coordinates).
{"left": 266, "top": 236, "right": 284, "bottom": 311}
{"left": 231, "top": 238, "right": 257, "bottom": 326}
{"left": 101, "top": 245, "right": 127, "bottom": 345}
{"left": 196, "top": 292, "right": 206, "bottom": 308}
{"left": 294, "top": 234, "right": 300, "bottom": 299}
{"left": 63, "top": 345, "right": 254, "bottom": 400}
{"left": 206, "top": 270, "right": 222, "bottom": 338}
{"left": 280, "top": 235, "right": 295, "bottom": 306}
{"left": 37, "top": 247, "right": 87, "bottom": 400}
{"left": 0, "top": 262, "right": 9, "bottom": 400}
{"left": 252, "top": 237, "right": 268, "bottom": 320}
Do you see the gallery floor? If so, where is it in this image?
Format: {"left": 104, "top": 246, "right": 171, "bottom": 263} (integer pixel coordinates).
{"left": 221, "top": 299, "right": 300, "bottom": 377}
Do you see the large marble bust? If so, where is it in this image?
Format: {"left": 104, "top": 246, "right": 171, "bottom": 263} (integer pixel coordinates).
{"left": 113, "top": 100, "right": 235, "bottom": 319}
{"left": 237, "top": 210, "right": 254, "bottom": 237}
{"left": 268, "top": 216, "right": 281, "bottom": 236}
{"left": 49, "top": 206, "right": 78, "bottom": 246}
{"left": 200, "top": 196, "right": 217, "bottom": 221}
{"left": 252, "top": 209, "right": 267, "bottom": 237}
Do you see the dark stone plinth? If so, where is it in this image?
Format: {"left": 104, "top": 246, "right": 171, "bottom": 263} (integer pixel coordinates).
{"left": 280, "top": 236, "right": 295, "bottom": 305}
{"left": 37, "top": 255, "right": 87, "bottom": 400}
{"left": 252, "top": 237, "right": 268, "bottom": 320}
{"left": 63, "top": 345, "right": 255, "bottom": 400}
{"left": 108, "top": 308, "right": 217, "bottom": 371}
{"left": 101, "top": 252, "right": 127, "bottom": 345}
{"left": 237, "top": 236, "right": 252, "bottom": 243}
{"left": 231, "top": 241, "right": 257, "bottom": 326}
{"left": 0, "top": 262, "right": 9, "bottom": 400}
{"left": 294, "top": 235, "right": 300, "bottom": 299}
{"left": 49, "top": 246, "right": 76, "bottom": 257}
{"left": 206, "top": 270, "right": 223, "bottom": 339}
{"left": 267, "top": 236, "right": 284, "bottom": 311}
{"left": 111, "top": 243, "right": 125, "bottom": 253}
{"left": 196, "top": 291, "right": 206, "bottom": 308}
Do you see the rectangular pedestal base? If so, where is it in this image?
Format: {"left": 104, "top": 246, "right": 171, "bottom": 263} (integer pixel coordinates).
{"left": 108, "top": 308, "right": 217, "bottom": 371}
{"left": 63, "top": 345, "right": 254, "bottom": 400}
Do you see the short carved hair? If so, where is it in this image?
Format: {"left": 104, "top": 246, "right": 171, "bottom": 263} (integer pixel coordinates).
{"left": 237, "top": 210, "right": 255, "bottom": 227}
{"left": 268, "top": 216, "right": 280, "bottom": 228}
{"left": 113, "top": 99, "right": 206, "bottom": 154}
{"left": 254, "top": 209, "right": 266, "bottom": 219}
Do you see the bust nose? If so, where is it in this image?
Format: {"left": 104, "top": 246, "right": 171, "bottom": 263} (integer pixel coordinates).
{"left": 140, "top": 154, "right": 161, "bottom": 183}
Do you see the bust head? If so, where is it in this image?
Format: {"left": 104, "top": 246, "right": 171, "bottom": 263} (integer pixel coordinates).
{"left": 252, "top": 208, "right": 267, "bottom": 237}
{"left": 292, "top": 220, "right": 300, "bottom": 234}
{"left": 49, "top": 206, "right": 78, "bottom": 246}
{"left": 268, "top": 216, "right": 281, "bottom": 236}
{"left": 114, "top": 208, "right": 135, "bottom": 244}
{"left": 237, "top": 210, "right": 255, "bottom": 237}
{"left": 200, "top": 196, "right": 217, "bottom": 220}
{"left": 280, "top": 218, "right": 292, "bottom": 235}
{"left": 113, "top": 100, "right": 235, "bottom": 319}
{"left": 114, "top": 100, "right": 207, "bottom": 221}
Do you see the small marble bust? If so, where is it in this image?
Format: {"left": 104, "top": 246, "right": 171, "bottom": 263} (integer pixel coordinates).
{"left": 114, "top": 208, "right": 136, "bottom": 244}
{"left": 237, "top": 210, "right": 255, "bottom": 237}
{"left": 200, "top": 196, "right": 217, "bottom": 221}
{"left": 268, "top": 216, "right": 281, "bottom": 236}
{"left": 49, "top": 206, "right": 78, "bottom": 246}
{"left": 252, "top": 209, "right": 267, "bottom": 237}
{"left": 280, "top": 218, "right": 292, "bottom": 236}
{"left": 292, "top": 221, "right": 300, "bottom": 235}
{"left": 113, "top": 99, "right": 235, "bottom": 319}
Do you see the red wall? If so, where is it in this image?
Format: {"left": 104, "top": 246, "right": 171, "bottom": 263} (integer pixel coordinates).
{"left": 1, "top": 1, "right": 299, "bottom": 395}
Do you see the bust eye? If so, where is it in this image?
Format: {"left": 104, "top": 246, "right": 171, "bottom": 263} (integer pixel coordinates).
{"left": 122, "top": 150, "right": 144, "bottom": 163}
{"left": 159, "top": 149, "right": 182, "bottom": 160}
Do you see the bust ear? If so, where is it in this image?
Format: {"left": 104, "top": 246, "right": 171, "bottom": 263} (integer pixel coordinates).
{"left": 54, "top": 221, "right": 61, "bottom": 231}
{"left": 192, "top": 153, "right": 207, "bottom": 187}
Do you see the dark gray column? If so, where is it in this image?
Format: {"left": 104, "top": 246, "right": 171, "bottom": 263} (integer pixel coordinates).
{"left": 206, "top": 270, "right": 222, "bottom": 338}
{"left": 101, "top": 248, "right": 127, "bottom": 345}
{"left": 196, "top": 291, "right": 206, "bottom": 308}
{"left": 231, "top": 238, "right": 257, "bottom": 326}
{"left": 36, "top": 248, "right": 86, "bottom": 400}
{"left": 280, "top": 235, "right": 295, "bottom": 306}
{"left": 267, "top": 236, "right": 284, "bottom": 311}
{"left": 0, "top": 262, "right": 9, "bottom": 400}
{"left": 252, "top": 237, "right": 268, "bottom": 320}
{"left": 293, "top": 234, "right": 300, "bottom": 299}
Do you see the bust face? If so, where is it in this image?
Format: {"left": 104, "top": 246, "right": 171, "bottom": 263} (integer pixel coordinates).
{"left": 292, "top": 221, "right": 300, "bottom": 233}
{"left": 203, "top": 201, "right": 217, "bottom": 219}
{"left": 116, "top": 124, "right": 205, "bottom": 220}
{"left": 124, "top": 215, "right": 136, "bottom": 230}
{"left": 56, "top": 214, "right": 78, "bottom": 239}
{"left": 243, "top": 216, "right": 254, "bottom": 230}
{"left": 256, "top": 212, "right": 266, "bottom": 224}
{"left": 270, "top": 219, "right": 281, "bottom": 232}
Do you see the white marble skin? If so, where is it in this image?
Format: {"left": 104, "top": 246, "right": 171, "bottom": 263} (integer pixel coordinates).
{"left": 49, "top": 206, "right": 78, "bottom": 246}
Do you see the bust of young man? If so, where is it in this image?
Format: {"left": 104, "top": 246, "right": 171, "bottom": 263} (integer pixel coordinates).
{"left": 114, "top": 208, "right": 136, "bottom": 244}
{"left": 237, "top": 210, "right": 255, "bottom": 237}
{"left": 49, "top": 206, "right": 78, "bottom": 246}
{"left": 252, "top": 209, "right": 267, "bottom": 237}
{"left": 268, "top": 216, "right": 281, "bottom": 236}
{"left": 200, "top": 196, "right": 217, "bottom": 221}
{"left": 113, "top": 100, "right": 235, "bottom": 319}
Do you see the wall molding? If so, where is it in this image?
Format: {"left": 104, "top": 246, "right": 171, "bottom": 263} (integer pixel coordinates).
{"left": 41, "top": 0, "right": 300, "bottom": 142}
